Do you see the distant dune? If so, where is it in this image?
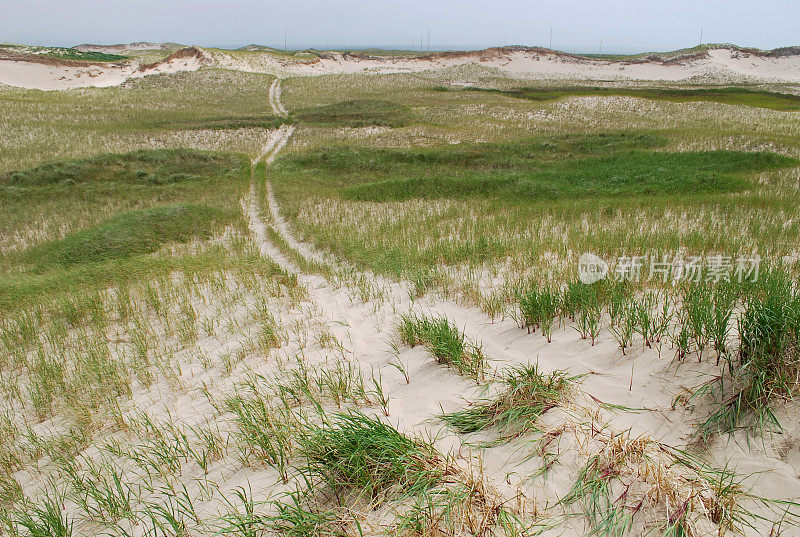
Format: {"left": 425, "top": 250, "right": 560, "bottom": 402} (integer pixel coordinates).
{"left": 1, "top": 42, "right": 799, "bottom": 90}
{"left": 0, "top": 45, "right": 208, "bottom": 90}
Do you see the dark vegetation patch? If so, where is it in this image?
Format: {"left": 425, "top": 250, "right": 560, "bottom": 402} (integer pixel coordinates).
{"left": 22, "top": 204, "right": 228, "bottom": 270}
{"left": 47, "top": 49, "right": 127, "bottom": 62}
{"left": 274, "top": 133, "right": 795, "bottom": 203}
{"left": 0, "top": 148, "right": 241, "bottom": 188}
{"left": 344, "top": 151, "right": 786, "bottom": 201}
{"left": 471, "top": 85, "right": 800, "bottom": 111}
{"left": 0, "top": 45, "right": 127, "bottom": 63}
{"left": 291, "top": 99, "right": 412, "bottom": 128}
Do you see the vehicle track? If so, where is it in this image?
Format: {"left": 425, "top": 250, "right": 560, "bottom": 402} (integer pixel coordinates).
{"left": 251, "top": 124, "right": 293, "bottom": 166}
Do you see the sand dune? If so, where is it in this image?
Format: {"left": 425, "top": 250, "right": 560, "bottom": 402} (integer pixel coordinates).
{"left": 0, "top": 46, "right": 208, "bottom": 90}
{"left": 2, "top": 43, "right": 799, "bottom": 91}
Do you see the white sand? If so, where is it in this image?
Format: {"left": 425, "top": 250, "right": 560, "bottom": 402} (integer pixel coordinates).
{"left": 208, "top": 45, "right": 800, "bottom": 83}
{"left": 0, "top": 60, "right": 136, "bottom": 90}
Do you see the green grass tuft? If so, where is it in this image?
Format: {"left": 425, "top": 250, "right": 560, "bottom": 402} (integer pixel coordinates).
{"left": 399, "top": 313, "right": 486, "bottom": 381}
{"left": 697, "top": 270, "right": 800, "bottom": 438}
{"left": 299, "top": 412, "right": 445, "bottom": 500}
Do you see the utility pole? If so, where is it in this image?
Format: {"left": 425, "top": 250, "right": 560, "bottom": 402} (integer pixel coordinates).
{"left": 699, "top": 25, "right": 703, "bottom": 45}
{"left": 549, "top": 26, "right": 553, "bottom": 49}
{"left": 427, "top": 26, "right": 430, "bottom": 52}
{"left": 284, "top": 25, "right": 287, "bottom": 51}
{"left": 599, "top": 39, "right": 603, "bottom": 54}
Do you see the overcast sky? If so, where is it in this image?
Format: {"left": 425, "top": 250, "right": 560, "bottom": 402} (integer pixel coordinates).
{"left": 2, "top": 0, "right": 798, "bottom": 54}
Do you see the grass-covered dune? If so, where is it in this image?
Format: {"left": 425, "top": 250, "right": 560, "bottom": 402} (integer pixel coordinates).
{"left": 22, "top": 204, "right": 227, "bottom": 271}
{"left": 0, "top": 149, "right": 249, "bottom": 311}
{"left": 1, "top": 148, "right": 241, "bottom": 188}
{"left": 0, "top": 44, "right": 127, "bottom": 63}
{"left": 0, "top": 148, "right": 247, "bottom": 251}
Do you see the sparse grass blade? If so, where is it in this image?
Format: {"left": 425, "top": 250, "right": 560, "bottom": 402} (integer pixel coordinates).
{"left": 441, "top": 364, "right": 574, "bottom": 441}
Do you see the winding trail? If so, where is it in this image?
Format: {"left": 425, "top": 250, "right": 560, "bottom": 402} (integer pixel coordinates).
{"left": 245, "top": 79, "right": 661, "bottom": 420}
{"left": 244, "top": 79, "right": 524, "bottom": 436}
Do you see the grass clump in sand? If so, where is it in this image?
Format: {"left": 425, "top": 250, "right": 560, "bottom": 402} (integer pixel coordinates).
{"left": 697, "top": 271, "right": 800, "bottom": 439}
{"left": 291, "top": 99, "right": 412, "bottom": 128}
{"left": 398, "top": 313, "right": 486, "bottom": 381}
{"left": 393, "top": 477, "right": 530, "bottom": 537}
{"left": 258, "top": 491, "right": 356, "bottom": 536}
{"left": 299, "top": 412, "right": 446, "bottom": 501}
{"left": 225, "top": 388, "right": 296, "bottom": 483}
{"left": 441, "top": 364, "right": 574, "bottom": 440}
{"left": 518, "top": 286, "right": 561, "bottom": 342}
{"left": 15, "top": 492, "right": 74, "bottom": 537}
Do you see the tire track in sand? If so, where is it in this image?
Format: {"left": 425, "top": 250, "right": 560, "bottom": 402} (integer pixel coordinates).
{"left": 268, "top": 78, "right": 288, "bottom": 117}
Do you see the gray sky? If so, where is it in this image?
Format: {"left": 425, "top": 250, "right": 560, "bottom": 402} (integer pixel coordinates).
{"left": 2, "top": 0, "right": 798, "bottom": 53}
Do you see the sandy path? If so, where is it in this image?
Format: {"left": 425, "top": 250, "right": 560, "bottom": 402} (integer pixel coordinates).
{"left": 268, "top": 78, "right": 288, "bottom": 117}
{"left": 250, "top": 87, "right": 685, "bottom": 420}
{"left": 250, "top": 124, "right": 293, "bottom": 166}
{"left": 244, "top": 88, "right": 518, "bottom": 432}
